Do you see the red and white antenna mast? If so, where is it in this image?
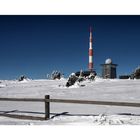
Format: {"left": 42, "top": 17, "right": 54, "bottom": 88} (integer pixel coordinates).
{"left": 88, "top": 27, "right": 93, "bottom": 71}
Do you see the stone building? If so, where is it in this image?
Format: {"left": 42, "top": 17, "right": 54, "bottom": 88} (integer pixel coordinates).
{"left": 101, "top": 58, "right": 118, "bottom": 79}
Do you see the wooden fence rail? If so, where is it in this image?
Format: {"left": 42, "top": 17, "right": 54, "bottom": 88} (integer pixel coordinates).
{"left": 46, "top": 99, "right": 140, "bottom": 107}
{"left": 0, "top": 95, "right": 140, "bottom": 120}
{"left": 0, "top": 98, "right": 44, "bottom": 102}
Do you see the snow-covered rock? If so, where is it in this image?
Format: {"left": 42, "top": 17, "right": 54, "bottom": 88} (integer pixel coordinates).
{"left": 0, "top": 84, "right": 6, "bottom": 88}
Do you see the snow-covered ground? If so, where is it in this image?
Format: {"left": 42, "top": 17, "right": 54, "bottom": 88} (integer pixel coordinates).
{"left": 0, "top": 78, "right": 140, "bottom": 125}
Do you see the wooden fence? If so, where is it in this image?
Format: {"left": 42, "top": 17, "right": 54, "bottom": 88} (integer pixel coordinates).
{"left": 0, "top": 95, "right": 140, "bottom": 120}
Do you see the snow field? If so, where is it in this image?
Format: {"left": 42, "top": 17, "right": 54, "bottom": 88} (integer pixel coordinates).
{"left": 0, "top": 78, "right": 140, "bottom": 125}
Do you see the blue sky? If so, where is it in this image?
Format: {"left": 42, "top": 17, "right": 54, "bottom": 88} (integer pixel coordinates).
{"left": 0, "top": 16, "right": 140, "bottom": 79}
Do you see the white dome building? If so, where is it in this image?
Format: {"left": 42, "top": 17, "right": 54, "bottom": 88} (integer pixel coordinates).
{"left": 105, "top": 58, "right": 112, "bottom": 64}
{"left": 101, "top": 58, "right": 118, "bottom": 79}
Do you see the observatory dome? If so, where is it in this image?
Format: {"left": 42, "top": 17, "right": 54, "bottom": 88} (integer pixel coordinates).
{"left": 105, "top": 58, "right": 112, "bottom": 64}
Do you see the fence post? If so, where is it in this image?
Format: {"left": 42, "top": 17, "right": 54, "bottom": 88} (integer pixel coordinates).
{"left": 45, "top": 95, "right": 50, "bottom": 120}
